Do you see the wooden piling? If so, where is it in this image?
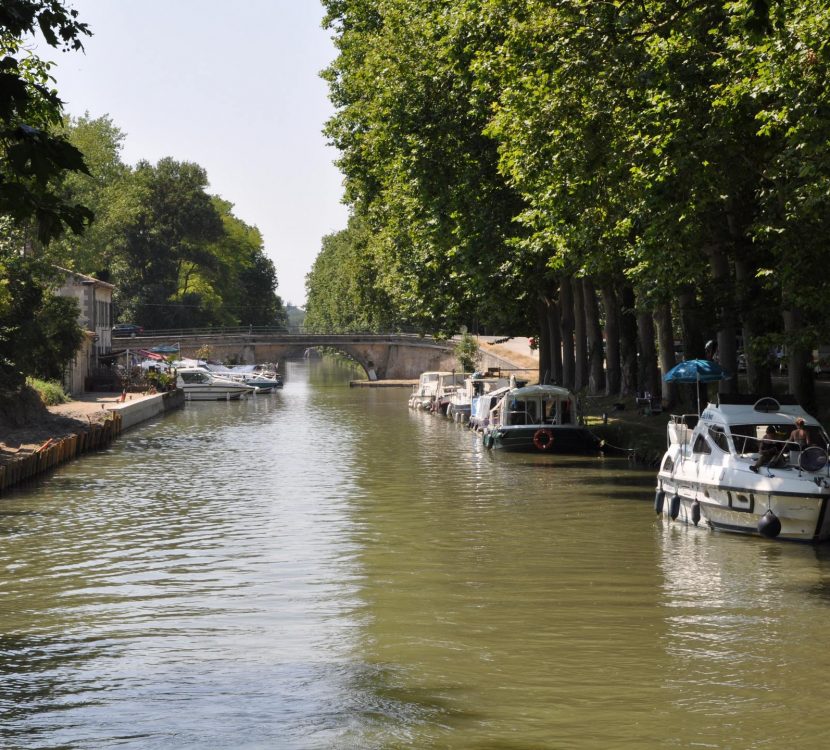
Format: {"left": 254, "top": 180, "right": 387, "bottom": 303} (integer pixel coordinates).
{"left": 0, "top": 411, "right": 123, "bottom": 496}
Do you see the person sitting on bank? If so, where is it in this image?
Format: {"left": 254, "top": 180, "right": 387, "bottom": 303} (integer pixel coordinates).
{"left": 788, "top": 417, "right": 810, "bottom": 450}
{"left": 750, "top": 426, "right": 784, "bottom": 472}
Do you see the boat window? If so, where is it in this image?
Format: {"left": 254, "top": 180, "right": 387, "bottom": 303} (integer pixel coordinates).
{"left": 560, "top": 399, "right": 572, "bottom": 424}
{"left": 708, "top": 426, "right": 730, "bottom": 453}
{"left": 542, "top": 398, "right": 557, "bottom": 424}
{"left": 507, "top": 398, "right": 537, "bottom": 425}
{"left": 692, "top": 434, "right": 711, "bottom": 454}
{"left": 753, "top": 397, "right": 781, "bottom": 413}
{"left": 729, "top": 425, "right": 758, "bottom": 454}
{"left": 180, "top": 371, "right": 209, "bottom": 384}
{"left": 662, "top": 455, "right": 674, "bottom": 472}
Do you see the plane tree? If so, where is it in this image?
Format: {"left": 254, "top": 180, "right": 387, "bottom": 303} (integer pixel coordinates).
{"left": 320, "top": 0, "right": 530, "bottom": 336}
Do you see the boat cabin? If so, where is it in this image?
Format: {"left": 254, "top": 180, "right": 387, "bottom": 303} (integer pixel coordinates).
{"left": 177, "top": 368, "right": 213, "bottom": 386}
{"left": 668, "top": 394, "right": 829, "bottom": 468}
{"left": 491, "top": 385, "right": 577, "bottom": 428}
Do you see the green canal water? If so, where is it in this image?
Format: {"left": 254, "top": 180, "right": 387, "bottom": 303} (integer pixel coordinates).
{"left": 2, "top": 357, "right": 830, "bottom": 749}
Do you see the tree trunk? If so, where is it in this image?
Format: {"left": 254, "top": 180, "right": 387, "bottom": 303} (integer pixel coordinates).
{"left": 547, "top": 296, "right": 563, "bottom": 385}
{"left": 654, "top": 301, "right": 677, "bottom": 407}
{"left": 537, "top": 299, "right": 551, "bottom": 385}
{"left": 734, "top": 257, "right": 772, "bottom": 394}
{"left": 572, "top": 278, "right": 588, "bottom": 392}
{"left": 637, "top": 308, "right": 659, "bottom": 399}
{"left": 619, "top": 284, "right": 638, "bottom": 396}
{"left": 583, "top": 278, "right": 605, "bottom": 395}
{"left": 783, "top": 308, "right": 816, "bottom": 411}
{"left": 678, "top": 286, "right": 707, "bottom": 411}
{"left": 705, "top": 244, "right": 738, "bottom": 394}
{"left": 600, "top": 281, "right": 621, "bottom": 396}
{"left": 560, "top": 276, "right": 575, "bottom": 390}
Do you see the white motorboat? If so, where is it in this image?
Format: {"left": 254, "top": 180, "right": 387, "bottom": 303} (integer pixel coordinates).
{"left": 482, "top": 384, "right": 599, "bottom": 452}
{"left": 431, "top": 372, "right": 466, "bottom": 415}
{"left": 447, "top": 373, "right": 514, "bottom": 423}
{"left": 206, "top": 364, "right": 283, "bottom": 393}
{"left": 408, "top": 371, "right": 451, "bottom": 410}
{"left": 176, "top": 367, "right": 258, "bottom": 401}
{"left": 655, "top": 394, "right": 830, "bottom": 541}
{"left": 469, "top": 385, "right": 511, "bottom": 431}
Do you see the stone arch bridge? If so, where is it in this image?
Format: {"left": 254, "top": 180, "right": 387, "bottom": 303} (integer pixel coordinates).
{"left": 121, "top": 330, "right": 525, "bottom": 380}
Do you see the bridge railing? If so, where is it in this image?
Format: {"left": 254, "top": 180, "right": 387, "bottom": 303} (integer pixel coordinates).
{"left": 117, "top": 326, "right": 454, "bottom": 339}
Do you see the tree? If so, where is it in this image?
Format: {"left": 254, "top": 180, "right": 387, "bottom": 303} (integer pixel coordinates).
{"left": 322, "top": 0, "right": 530, "bottom": 336}
{"left": 112, "top": 158, "right": 224, "bottom": 328}
{"left": 1, "top": 1, "right": 92, "bottom": 393}
{"left": 305, "top": 214, "right": 398, "bottom": 332}
{"left": 0, "top": 250, "right": 83, "bottom": 389}
{"left": 49, "top": 114, "right": 132, "bottom": 275}
{"left": 0, "top": 0, "right": 93, "bottom": 242}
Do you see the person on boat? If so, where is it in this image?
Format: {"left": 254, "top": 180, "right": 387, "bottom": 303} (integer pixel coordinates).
{"left": 750, "top": 425, "right": 785, "bottom": 472}
{"left": 788, "top": 417, "right": 810, "bottom": 450}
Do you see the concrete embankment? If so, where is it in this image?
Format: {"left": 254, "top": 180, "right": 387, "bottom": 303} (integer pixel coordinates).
{"left": 0, "top": 389, "right": 184, "bottom": 496}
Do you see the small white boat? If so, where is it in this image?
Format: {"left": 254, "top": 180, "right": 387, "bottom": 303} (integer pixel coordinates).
{"left": 447, "top": 373, "right": 514, "bottom": 423}
{"left": 655, "top": 394, "right": 830, "bottom": 541}
{"left": 431, "top": 372, "right": 466, "bottom": 415}
{"left": 482, "top": 384, "right": 599, "bottom": 452}
{"left": 206, "top": 364, "right": 283, "bottom": 393}
{"left": 408, "top": 371, "right": 450, "bottom": 410}
{"left": 176, "top": 367, "right": 258, "bottom": 401}
{"left": 469, "top": 385, "right": 511, "bottom": 431}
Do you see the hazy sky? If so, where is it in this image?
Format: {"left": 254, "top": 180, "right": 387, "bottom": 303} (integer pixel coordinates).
{"left": 50, "top": 0, "right": 349, "bottom": 306}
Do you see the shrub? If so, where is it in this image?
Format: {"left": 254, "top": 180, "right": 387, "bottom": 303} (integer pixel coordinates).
{"left": 26, "top": 378, "right": 69, "bottom": 406}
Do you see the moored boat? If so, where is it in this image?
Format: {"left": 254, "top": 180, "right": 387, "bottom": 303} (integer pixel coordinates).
{"left": 482, "top": 384, "right": 599, "bottom": 452}
{"left": 447, "top": 372, "right": 515, "bottom": 423}
{"left": 176, "top": 367, "right": 258, "bottom": 401}
{"left": 655, "top": 394, "right": 830, "bottom": 541}
{"left": 408, "top": 371, "right": 451, "bottom": 410}
{"left": 431, "top": 372, "right": 466, "bottom": 415}
{"left": 211, "top": 365, "right": 283, "bottom": 393}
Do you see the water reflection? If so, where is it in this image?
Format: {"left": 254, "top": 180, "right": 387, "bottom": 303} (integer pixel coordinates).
{"left": 655, "top": 520, "right": 830, "bottom": 746}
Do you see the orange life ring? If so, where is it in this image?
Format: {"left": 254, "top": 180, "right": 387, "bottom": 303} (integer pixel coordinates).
{"left": 533, "top": 428, "right": 554, "bottom": 450}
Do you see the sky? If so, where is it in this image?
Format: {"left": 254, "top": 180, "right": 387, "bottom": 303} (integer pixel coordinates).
{"left": 48, "top": 0, "right": 349, "bottom": 306}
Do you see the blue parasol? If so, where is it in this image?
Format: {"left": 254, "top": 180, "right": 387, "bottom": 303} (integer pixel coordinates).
{"left": 664, "top": 359, "right": 730, "bottom": 414}
{"left": 663, "top": 359, "right": 730, "bottom": 384}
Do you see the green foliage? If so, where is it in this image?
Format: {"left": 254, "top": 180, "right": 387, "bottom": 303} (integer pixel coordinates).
{"left": 49, "top": 121, "right": 287, "bottom": 331}
{"left": 26, "top": 376, "right": 68, "bottom": 405}
{"left": 0, "top": 253, "right": 83, "bottom": 389}
{"left": 454, "top": 332, "right": 480, "bottom": 373}
{"left": 321, "top": 0, "right": 531, "bottom": 335}
{"left": 305, "top": 214, "right": 398, "bottom": 332}
{"left": 0, "top": 0, "right": 93, "bottom": 242}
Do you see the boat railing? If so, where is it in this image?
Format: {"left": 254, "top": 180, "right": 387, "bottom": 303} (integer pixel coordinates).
{"left": 667, "top": 414, "right": 697, "bottom": 448}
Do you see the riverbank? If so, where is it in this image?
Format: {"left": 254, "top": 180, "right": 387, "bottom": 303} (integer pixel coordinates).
{"left": 0, "top": 391, "right": 158, "bottom": 455}
{"left": 0, "top": 390, "right": 184, "bottom": 495}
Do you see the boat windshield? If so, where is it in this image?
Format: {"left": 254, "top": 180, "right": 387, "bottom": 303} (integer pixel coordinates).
{"left": 180, "top": 371, "right": 210, "bottom": 384}
{"left": 729, "top": 424, "right": 828, "bottom": 453}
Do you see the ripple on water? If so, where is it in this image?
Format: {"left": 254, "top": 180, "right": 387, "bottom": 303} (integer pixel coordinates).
{"left": 3, "top": 360, "right": 830, "bottom": 748}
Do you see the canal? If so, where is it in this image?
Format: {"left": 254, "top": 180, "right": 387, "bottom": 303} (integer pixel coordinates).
{"left": 2, "top": 357, "right": 830, "bottom": 748}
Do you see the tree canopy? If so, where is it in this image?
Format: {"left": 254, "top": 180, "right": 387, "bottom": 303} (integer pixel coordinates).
{"left": 312, "top": 0, "right": 830, "bottom": 404}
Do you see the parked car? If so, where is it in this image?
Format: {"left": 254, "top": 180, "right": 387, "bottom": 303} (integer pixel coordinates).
{"left": 112, "top": 323, "right": 144, "bottom": 337}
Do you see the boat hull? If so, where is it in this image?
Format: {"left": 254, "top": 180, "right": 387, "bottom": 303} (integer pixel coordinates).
{"left": 180, "top": 386, "right": 247, "bottom": 401}
{"left": 485, "top": 425, "right": 600, "bottom": 453}
{"left": 657, "top": 475, "right": 830, "bottom": 542}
